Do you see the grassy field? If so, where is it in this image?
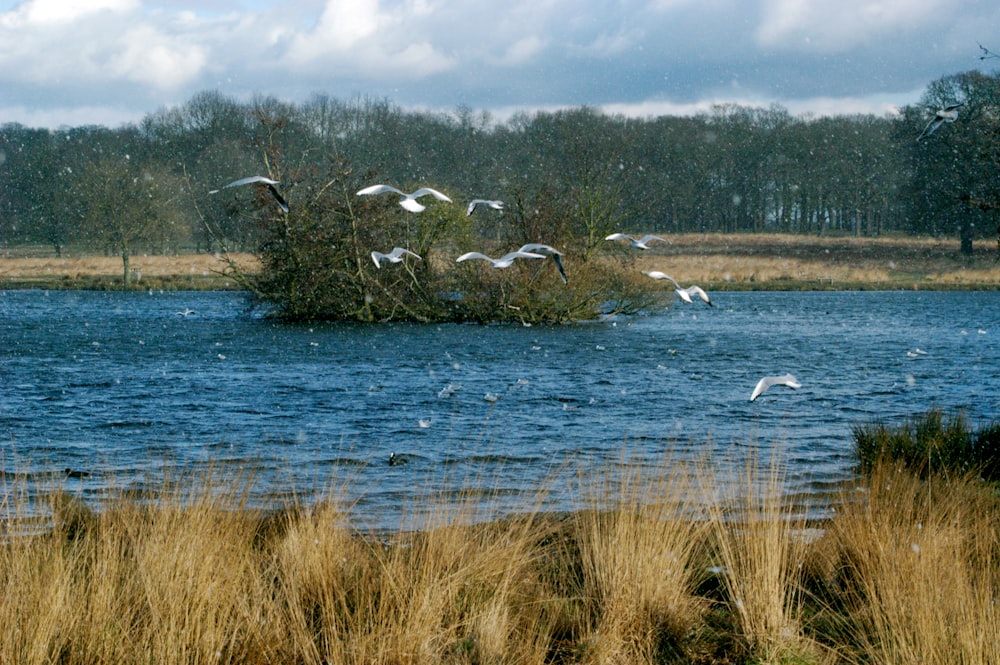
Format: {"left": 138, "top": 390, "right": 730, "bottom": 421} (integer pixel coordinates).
{"left": 2, "top": 457, "right": 997, "bottom": 665}
{"left": 2, "top": 233, "right": 999, "bottom": 290}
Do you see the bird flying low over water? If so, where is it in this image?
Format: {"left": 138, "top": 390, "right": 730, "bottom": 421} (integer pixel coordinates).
{"left": 916, "top": 103, "right": 964, "bottom": 142}
{"left": 456, "top": 250, "right": 545, "bottom": 268}
{"left": 210, "top": 175, "right": 289, "bottom": 213}
{"left": 605, "top": 233, "right": 669, "bottom": 249}
{"left": 517, "top": 243, "right": 568, "bottom": 283}
{"left": 467, "top": 199, "right": 504, "bottom": 216}
{"left": 356, "top": 184, "right": 452, "bottom": 213}
{"left": 641, "top": 271, "right": 712, "bottom": 306}
{"left": 750, "top": 373, "right": 801, "bottom": 401}
{"left": 371, "top": 247, "right": 422, "bottom": 268}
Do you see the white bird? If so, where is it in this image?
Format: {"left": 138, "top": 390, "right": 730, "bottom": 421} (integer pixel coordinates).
{"left": 641, "top": 271, "right": 712, "bottom": 306}
{"left": 605, "top": 233, "right": 669, "bottom": 249}
{"left": 916, "top": 103, "right": 963, "bottom": 142}
{"left": 210, "top": 175, "right": 289, "bottom": 213}
{"left": 371, "top": 247, "right": 422, "bottom": 269}
{"left": 517, "top": 243, "right": 568, "bottom": 283}
{"left": 175, "top": 308, "right": 197, "bottom": 317}
{"left": 456, "top": 250, "right": 545, "bottom": 268}
{"left": 750, "top": 373, "right": 801, "bottom": 401}
{"left": 467, "top": 199, "right": 504, "bottom": 216}
{"left": 356, "top": 184, "right": 452, "bottom": 213}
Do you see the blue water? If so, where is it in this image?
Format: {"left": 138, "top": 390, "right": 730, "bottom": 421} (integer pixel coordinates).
{"left": 2, "top": 289, "right": 998, "bottom": 530}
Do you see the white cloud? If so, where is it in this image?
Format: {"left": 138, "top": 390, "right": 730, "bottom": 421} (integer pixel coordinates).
{"left": 599, "top": 90, "right": 910, "bottom": 119}
{"left": 494, "top": 36, "right": 547, "bottom": 66}
{"left": 282, "top": 0, "right": 454, "bottom": 78}
{"left": 755, "top": 0, "right": 949, "bottom": 51}
{"left": 111, "top": 24, "right": 207, "bottom": 89}
{"left": 0, "top": 0, "right": 138, "bottom": 26}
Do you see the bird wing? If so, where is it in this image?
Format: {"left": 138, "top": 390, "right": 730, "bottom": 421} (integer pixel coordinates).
{"left": 638, "top": 235, "right": 667, "bottom": 245}
{"left": 266, "top": 184, "right": 290, "bottom": 213}
{"left": 779, "top": 374, "right": 802, "bottom": 389}
{"left": 410, "top": 187, "right": 452, "bottom": 202}
{"left": 916, "top": 117, "right": 942, "bottom": 142}
{"left": 388, "top": 247, "right": 421, "bottom": 260}
{"left": 456, "top": 252, "right": 491, "bottom": 263}
{"left": 642, "top": 271, "right": 679, "bottom": 287}
{"left": 551, "top": 254, "right": 568, "bottom": 283}
{"left": 750, "top": 377, "right": 773, "bottom": 401}
{"left": 357, "top": 184, "right": 405, "bottom": 196}
{"left": 687, "top": 285, "right": 712, "bottom": 305}
{"left": 467, "top": 200, "right": 481, "bottom": 216}
{"left": 371, "top": 251, "right": 385, "bottom": 268}
{"left": 605, "top": 233, "right": 632, "bottom": 241}
{"left": 501, "top": 251, "right": 545, "bottom": 261}
{"left": 517, "top": 243, "right": 561, "bottom": 256}
{"left": 220, "top": 175, "right": 279, "bottom": 189}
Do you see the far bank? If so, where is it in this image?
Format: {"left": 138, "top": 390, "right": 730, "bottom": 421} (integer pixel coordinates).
{"left": 2, "top": 233, "right": 998, "bottom": 291}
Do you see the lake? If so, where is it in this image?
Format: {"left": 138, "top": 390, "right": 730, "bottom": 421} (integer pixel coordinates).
{"left": 1, "top": 289, "right": 998, "bottom": 531}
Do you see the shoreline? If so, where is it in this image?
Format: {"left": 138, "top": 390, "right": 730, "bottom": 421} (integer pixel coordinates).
{"left": 2, "top": 233, "right": 999, "bottom": 291}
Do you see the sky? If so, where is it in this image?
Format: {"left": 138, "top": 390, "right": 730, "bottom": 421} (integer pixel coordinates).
{"left": 0, "top": 0, "right": 998, "bottom": 129}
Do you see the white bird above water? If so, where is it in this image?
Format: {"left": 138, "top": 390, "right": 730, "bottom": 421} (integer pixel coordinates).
{"left": 356, "top": 184, "right": 452, "bottom": 212}
{"left": 641, "top": 271, "right": 712, "bottom": 306}
{"left": 750, "top": 373, "right": 801, "bottom": 401}
{"left": 456, "top": 250, "right": 545, "bottom": 268}
{"left": 517, "top": 243, "right": 568, "bottom": 283}
{"left": 467, "top": 199, "right": 504, "bottom": 216}
{"left": 605, "top": 233, "right": 668, "bottom": 249}
{"left": 916, "top": 103, "right": 963, "bottom": 142}
{"left": 210, "top": 175, "right": 289, "bottom": 213}
{"left": 371, "top": 247, "right": 422, "bottom": 268}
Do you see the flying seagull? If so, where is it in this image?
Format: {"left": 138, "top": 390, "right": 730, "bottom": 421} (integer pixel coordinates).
{"left": 605, "top": 233, "right": 669, "bottom": 249}
{"left": 916, "top": 103, "right": 964, "bottom": 142}
{"left": 210, "top": 175, "right": 289, "bottom": 213}
{"left": 518, "top": 243, "right": 568, "bottom": 283}
{"left": 641, "top": 271, "right": 712, "bottom": 306}
{"left": 371, "top": 247, "right": 422, "bottom": 269}
{"left": 467, "top": 199, "right": 504, "bottom": 216}
{"left": 356, "top": 184, "right": 452, "bottom": 213}
{"left": 979, "top": 43, "right": 999, "bottom": 60}
{"left": 749, "top": 373, "right": 801, "bottom": 402}
{"left": 456, "top": 250, "right": 545, "bottom": 268}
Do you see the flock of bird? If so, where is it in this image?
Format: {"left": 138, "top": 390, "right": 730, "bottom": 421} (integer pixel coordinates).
{"left": 209, "top": 176, "right": 802, "bottom": 402}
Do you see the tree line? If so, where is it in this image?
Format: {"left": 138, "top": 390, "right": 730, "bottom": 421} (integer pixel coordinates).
{"left": 0, "top": 69, "right": 997, "bottom": 320}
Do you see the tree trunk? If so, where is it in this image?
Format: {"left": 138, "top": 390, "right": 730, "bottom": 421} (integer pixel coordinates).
{"left": 121, "top": 249, "right": 131, "bottom": 289}
{"left": 959, "top": 220, "right": 974, "bottom": 256}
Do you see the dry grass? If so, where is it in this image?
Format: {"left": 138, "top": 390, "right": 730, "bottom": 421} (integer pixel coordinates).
{"left": 809, "top": 464, "right": 1000, "bottom": 665}
{"left": 704, "top": 458, "right": 825, "bottom": 664}
{"left": 1, "top": 456, "right": 998, "bottom": 664}
{"left": 632, "top": 233, "right": 1000, "bottom": 289}
{"left": 0, "top": 252, "right": 259, "bottom": 289}
{"left": 3, "top": 234, "right": 1000, "bottom": 291}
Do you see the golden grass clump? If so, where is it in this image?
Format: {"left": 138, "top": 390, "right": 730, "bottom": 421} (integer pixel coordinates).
{"left": 811, "top": 463, "right": 1000, "bottom": 665}
{"left": 567, "top": 464, "right": 709, "bottom": 664}
{"left": 704, "top": 458, "right": 827, "bottom": 664}
{"left": 2, "top": 453, "right": 999, "bottom": 664}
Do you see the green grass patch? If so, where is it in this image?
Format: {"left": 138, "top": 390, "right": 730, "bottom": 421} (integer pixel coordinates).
{"left": 853, "top": 408, "right": 1000, "bottom": 481}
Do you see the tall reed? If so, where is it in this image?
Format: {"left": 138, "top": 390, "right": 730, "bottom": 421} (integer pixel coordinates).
{"left": 814, "top": 463, "right": 1000, "bottom": 665}
{"left": 705, "top": 454, "right": 824, "bottom": 664}
{"left": 2, "top": 451, "right": 999, "bottom": 664}
{"left": 567, "top": 460, "right": 710, "bottom": 664}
